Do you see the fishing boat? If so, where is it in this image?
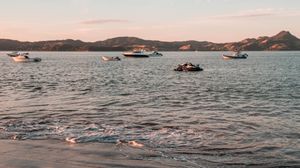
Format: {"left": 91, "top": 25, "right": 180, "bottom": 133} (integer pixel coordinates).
{"left": 101, "top": 56, "right": 121, "bottom": 61}
{"left": 123, "top": 50, "right": 149, "bottom": 58}
{"left": 7, "top": 52, "right": 42, "bottom": 62}
{"left": 223, "top": 50, "right": 248, "bottom": 59}
{"left": 174, "top": 62, "right": 203, "bottom": 72}
{"left": 149, "top": 51, "right": 163, "bottom": 57}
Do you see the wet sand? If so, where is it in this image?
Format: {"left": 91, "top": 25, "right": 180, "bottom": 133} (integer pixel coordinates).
{"left": 0, "top": 140, "right": 192, "bottom": 168}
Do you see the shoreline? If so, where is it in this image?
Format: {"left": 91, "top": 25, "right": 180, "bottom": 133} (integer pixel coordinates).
{"left": 0, "top": 140, "right": 192, "bottom": 168}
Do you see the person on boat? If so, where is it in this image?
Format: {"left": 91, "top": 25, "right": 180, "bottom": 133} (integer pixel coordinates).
{"left": 186, "top": 63, "right": 194, "bottom": 69}
{"left": 175, "top": 62, "right": 202, "bottom": 71}
{"left": 234, "top": 49, "right": 242, "bottom": 56}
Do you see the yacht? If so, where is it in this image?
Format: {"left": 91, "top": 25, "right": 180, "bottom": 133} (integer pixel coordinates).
{"left": 223, "top": 50, "right": 248, "bottom": 59}
{"left": 123, "top": 50, "right": 149, "bottom": 58}
{"left": 7, "top": 52, "right": 42, "bottom": 62}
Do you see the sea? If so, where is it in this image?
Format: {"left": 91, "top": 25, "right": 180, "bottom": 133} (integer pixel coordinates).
{"left": 0, "top": 51, "right": 299, "bottom": 167}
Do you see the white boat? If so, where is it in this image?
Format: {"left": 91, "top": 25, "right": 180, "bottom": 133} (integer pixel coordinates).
{"left": 101, "top": 56, "right": 121, "bottom": 61}
{"left": 223, "top": 50, "right": 248, "bottom": 59}
{"left": 7, "top": 52, "right": 42, "bottom": 62}
{"left": 123, "top": 50, "right": 149, "bottom": 58}
{"left": 149, "top": 51, "right": 163, "bottom": 57}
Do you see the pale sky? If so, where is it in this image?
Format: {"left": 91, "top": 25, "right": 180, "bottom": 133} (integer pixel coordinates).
{"left": 0, "top": 0, "right": 299, "bottom": 42}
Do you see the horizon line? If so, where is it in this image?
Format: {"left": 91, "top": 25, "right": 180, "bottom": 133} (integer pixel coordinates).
{"left": 0, "top": 30, "right": 295, "bottom": 44}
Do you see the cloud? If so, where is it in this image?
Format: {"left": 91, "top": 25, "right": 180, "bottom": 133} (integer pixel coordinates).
{"left": 80, "top": 19, "right": 129, "bottom": 25}
{"left": 211, "top": 8, "right": 300, "bottom": 20}
{"left": 213, "top": 8, "right": 278, "bottom": 19}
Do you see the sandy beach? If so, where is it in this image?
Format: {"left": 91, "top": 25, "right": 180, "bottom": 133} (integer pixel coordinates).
{"left": 0, "top": 140, "right": 192, "bottom": 168}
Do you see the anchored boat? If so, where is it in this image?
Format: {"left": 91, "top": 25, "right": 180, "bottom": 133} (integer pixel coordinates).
{"left": 7, "top": 52, "right": 42, "bottom": 62}
{"left": 123, "top": 50, "right": 149, "bottom": 58}
{"left": 149, "top": 51, "right": 163, "bottom": 57}
{"left": 223, "top": 50, "right": 248, "bottom": 59}
{"left": 101, "top": 56, "right": 121, "bottom": 61}
{"left": 174, "top": 62, "right": 203, "bottom": 72}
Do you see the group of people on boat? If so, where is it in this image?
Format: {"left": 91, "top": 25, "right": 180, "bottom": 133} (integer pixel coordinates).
{"left": 174, "top": 62, "right": 203, "bottom": 72}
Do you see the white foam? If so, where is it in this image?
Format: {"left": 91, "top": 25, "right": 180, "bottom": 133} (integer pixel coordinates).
{"left": 128, "top": 141, "right": 144, "bottom": 148}
{"left": 65, "top": 137, "right": 76, "bottom": 144}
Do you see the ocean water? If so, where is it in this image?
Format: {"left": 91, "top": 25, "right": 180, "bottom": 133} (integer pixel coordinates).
{"left": 0, "top": 51, "right": 299, "bottom": 167}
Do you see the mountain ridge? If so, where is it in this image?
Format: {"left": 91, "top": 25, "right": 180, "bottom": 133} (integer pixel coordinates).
{"left": 1, "top": 31, "right": 300, "bottom": 51}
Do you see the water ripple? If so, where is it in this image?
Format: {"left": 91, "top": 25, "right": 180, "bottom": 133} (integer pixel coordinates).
{"left": 0, "top": 51, "right": 299, "bottom": 166}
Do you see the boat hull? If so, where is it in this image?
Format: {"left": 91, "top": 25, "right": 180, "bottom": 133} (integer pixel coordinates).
{"left": 12, "top": 57, "right": 42, "bottom": 62}
{"left": 123, "top": 54, "right": 149, "bottom": 58}
{"left": 223, "top": 54, "right": 247, "bottom": 59}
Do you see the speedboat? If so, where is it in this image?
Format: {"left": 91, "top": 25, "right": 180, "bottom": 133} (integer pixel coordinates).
{"left": 149, "top": 51, "right": 163, "bottom": 57}
{"left": 174, "top": 62, "right": 203, "bottom": 72}
{"left": 123, "top": 50, "right": 149, "bottom": 58}
{"left": 101, "top": 56, "right": 121, "bottom": 61}
{"left": 7, "top": 52, "right": 42, "bottom": 62}
{"left": 223, "top": 51, "right": 248, "bottom": 59}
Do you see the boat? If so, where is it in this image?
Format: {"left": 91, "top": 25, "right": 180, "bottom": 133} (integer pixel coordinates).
{"left": 101, "top": 56, "right": 121, "bottom": 61}
{"left": 149, "top": 51, "right": 163, "bottom": 57}
{"left": 174, "top": 62, "right": 203, "bottom": 72}
{"left": 7, "top": 52, "right": 42, "bottom": 62}
{"left": 223, "top": 50, "right": 248, "bottom": 59}
{"left": 123, "top": 50, "right": 149, "bottom": 58}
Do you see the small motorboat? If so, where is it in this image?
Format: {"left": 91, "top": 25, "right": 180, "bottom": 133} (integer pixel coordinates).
{"left": 7, "top": 52, "right": 41, "bottom": 62}
{"left": 123, "top": 50, "right": 149, "bottom": 58}
{"left": 174, "top": 62, "right": 203, "bottom": 72}
{"left": 101, "top": 56, "right": 121, "bottom": 61}
{"left": 223, "top": 50, "right": 248, "bottom": 59}
{"left": 149, "top": 51, "right": 163, "bottom": 57}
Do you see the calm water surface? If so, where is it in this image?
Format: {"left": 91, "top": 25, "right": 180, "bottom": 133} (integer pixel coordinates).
{"left": 0, "top": 51, "right": 299, "bottom": 167}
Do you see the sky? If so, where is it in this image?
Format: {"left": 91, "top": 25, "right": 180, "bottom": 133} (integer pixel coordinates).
{"left": 0, "top": 0, "right": 299, "bottom": 42}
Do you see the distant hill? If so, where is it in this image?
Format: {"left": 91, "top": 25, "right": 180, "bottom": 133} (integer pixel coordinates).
{"left": 1, "top": 31, "right": 300, "bottom": 51}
